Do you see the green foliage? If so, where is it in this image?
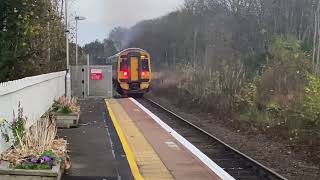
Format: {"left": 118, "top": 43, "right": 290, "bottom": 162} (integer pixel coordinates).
{"left": 257, "top": 37, "right": 310, "bottom": 107}
{"left": 236, "top": 82, "right": 257, "bottom": 112}
{"left": 0, "top": 0, "right": 66, "bottom": 81}
{"left": 301, "top": 74, "right": 320, "bottom": 125}
{"left": 0, "top": 117, "right": 10, "bottom": 143}
{"left": 41, "top": 150, "right": 57, "bottom": 159}
{"left": 52, "top": 97, "right": 79, "bottom": 114}
{"left": 14, "top": 163, "right": 51, "bottom": 170}
{"left": 12, "top": 118, "right": 26, "bottom": 145}
{"left": 266, "top": 101, "right": 282, "bottom": 115}
{"left": 12, "top": 149, "right": 57, "bottom": 170}
{"left": 53, "top": 104, "right": 72, "bottom": 114}
{"left": 271, "top": 37, "right": 307, "bottom": 61}
{"left": 239, "top": 107, "right": 271, "bottom": 125}
{"left": 12, "top": 103, "right": 26, "bottom": 146}
{"left": 0, "top": 103, "right": 26, "bottom": 146}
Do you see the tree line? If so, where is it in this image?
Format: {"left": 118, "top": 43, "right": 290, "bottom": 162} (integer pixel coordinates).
{"left": 0, "top": 0, "right": 67, "bottom": 82}
{"left": 105, "top": 0, "right": 317, "bottom": 72}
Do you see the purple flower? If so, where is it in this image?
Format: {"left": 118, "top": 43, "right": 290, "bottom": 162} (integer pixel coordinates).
{"left": 30, "top": 157, "right": 38, "bottom": 163}
{"left": 42, "top": 156, "right": 51, "bottom": 162}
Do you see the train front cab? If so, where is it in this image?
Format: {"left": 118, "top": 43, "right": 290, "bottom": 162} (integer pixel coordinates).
{"left": 117, "top": 49, "right": 151, "bottom": 96}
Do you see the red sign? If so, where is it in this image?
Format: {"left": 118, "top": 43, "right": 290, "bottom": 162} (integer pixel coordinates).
{"left": 90, "top": 69, "right": 103, "bottom": 80}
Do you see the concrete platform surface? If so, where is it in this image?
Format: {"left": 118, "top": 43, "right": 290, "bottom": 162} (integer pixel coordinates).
{"left": 107, "top": 99, "right": 174, "bottom": 180}
{"left": 58, "top": 98, "right": 133, "bottom": 180}
{"left": 106, "top": 98, "right": 222, "bottom": 180}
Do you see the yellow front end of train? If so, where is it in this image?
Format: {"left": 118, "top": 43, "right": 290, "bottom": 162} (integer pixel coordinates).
{"left": 107, "top": 48, "right": 151, "bottom": 96}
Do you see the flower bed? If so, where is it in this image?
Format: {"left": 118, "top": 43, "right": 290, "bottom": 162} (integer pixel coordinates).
{"left": 52, "top": 96, "right": 80, "bottom": 128}
{"left": 0, "top": 104, "right": 70, "bottom": 180}
{"left": 0, "top": 161, "right": 62, "bottom": 180}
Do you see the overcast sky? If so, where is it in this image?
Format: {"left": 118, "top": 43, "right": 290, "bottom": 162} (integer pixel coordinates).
{"left": 70, "top": 0, "right": 184, "bottom": 46}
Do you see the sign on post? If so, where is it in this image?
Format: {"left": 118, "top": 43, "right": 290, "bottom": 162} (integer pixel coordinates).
{"left": 90, "top": 69, "right": 103, "bottom": 80}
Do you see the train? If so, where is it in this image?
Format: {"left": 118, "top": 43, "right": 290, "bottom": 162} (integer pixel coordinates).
{"left": 107, "top": 48, "right": 152, "bottom": 97}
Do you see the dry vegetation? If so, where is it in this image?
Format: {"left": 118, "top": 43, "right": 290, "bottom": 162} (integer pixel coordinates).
{"left": 1, "top": 117, "right": 66, "bottom": 163}
{"left": 151, "top": 38, "right": 320, "bottom": 167}
{"left": 1, "top": 112, "right": 68, "bottom": 168}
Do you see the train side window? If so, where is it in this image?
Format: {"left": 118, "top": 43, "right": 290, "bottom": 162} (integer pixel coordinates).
{"left": 120, "top": 59, "right": 128, "bottom": 70}
{"left": 142, "top": 59, "right": 149, "bottom": 71}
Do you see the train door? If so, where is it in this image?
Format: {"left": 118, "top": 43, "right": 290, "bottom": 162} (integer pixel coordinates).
{"left": 130, "top": 57, "right": 139, "bottom": 81}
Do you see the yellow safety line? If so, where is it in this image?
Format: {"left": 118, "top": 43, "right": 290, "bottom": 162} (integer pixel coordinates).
{"left": 105, "top": 100, "right": 144, "bottom": 180}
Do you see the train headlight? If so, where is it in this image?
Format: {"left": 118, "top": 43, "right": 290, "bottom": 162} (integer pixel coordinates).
{"left": 123, "top": 71, "right": 128, "bottom": 76}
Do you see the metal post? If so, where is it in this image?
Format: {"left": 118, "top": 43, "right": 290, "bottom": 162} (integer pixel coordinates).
{"left": 65, "top": 0, "right": 71, "bottom": 99}
{"left": 75, "top": 19, "right": 78, "bottom": 66}
{"left": 87, "top": 54, "right": 90, "bottom": 96}
{"left": 65, "top": 0, "right": 69, "bottom": 70}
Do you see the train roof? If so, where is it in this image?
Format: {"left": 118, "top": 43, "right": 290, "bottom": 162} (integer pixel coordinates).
{"left": 107, "top": 48, "right": 148, "bottom": 60}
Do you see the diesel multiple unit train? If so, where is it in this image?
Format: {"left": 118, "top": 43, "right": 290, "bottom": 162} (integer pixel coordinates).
{"left": 107, "top": 48, "right": 151, "bottom": 97}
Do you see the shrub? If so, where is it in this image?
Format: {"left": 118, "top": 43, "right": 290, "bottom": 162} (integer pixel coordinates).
{"left": 52, "top": 96, "right": 79, "bottom": 114}
{"left": 260, "top": 38, "right": 308, "bottom": 101}
{"left": 0, "top": 103, "right": 27, "bottom": 146}
{"left": 266, "top": 101, "right": 282, "bottom": 117}
{"left": 12, "top": 103, "right": 26, "bottom": 146}
{"left": 301, "top": 74, "right": 320, "bottom": 126}
{"left": 235, "top": 82, "right": 257, "bottom": 112}
{"left": 272, "top": 36, "right": 306, "bottom": 61}
{"left": 239, "top": 108, "right": 271, "bottom": 125}
{"left": 1, "top": 113, "right": 61, "bottom": 166}
{"left": 0, "top": 117, "right": 10, "bottom": 143}
{"left": 174, "top": 62, "right": 246, "bottom": 114}
{"left": 1, "top": 104, "right": 69, "bottom": 171}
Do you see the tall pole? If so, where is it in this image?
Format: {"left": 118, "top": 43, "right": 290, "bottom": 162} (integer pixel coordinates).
{"left": 87, "top": 54, "right": 90, "bottom": 96}
{"left": 75, "top": 16, "right": 86, "bottom": 66}
{"left": 65, "top": 0, "right": 71, "bottom": 99}
{"left": 65, "top": 0, "right": 69, "bottom": 70}
{"left": 75, "top": 19, "right": 78, "bottom": 66}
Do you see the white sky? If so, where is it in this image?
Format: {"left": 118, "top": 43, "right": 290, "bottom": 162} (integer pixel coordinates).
{"left": 70, "top": 0, "right": 184, "bottom": 46}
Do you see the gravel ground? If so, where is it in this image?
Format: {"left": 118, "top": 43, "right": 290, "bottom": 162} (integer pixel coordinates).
{"left": 145, "top": 93, "right": 320, "bottom": 180}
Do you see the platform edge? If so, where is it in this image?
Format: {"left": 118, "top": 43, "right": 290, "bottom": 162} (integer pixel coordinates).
{"left": 129, "top": 98, "right": 235, "bottom": 180}
{"left": 105, "top": 100, "right": 144, "bottom": 180}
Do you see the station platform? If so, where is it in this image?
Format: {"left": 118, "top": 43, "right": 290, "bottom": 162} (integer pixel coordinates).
{"left": 59, "top": 98, "right": 133, "bottom": 180}
{"left": 106, "top": 98, "right": 229, "bottom": 180}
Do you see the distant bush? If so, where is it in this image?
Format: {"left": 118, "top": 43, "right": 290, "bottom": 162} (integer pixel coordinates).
{"left": 272, "top": 36, "right": 307, "bottom": 61}
{"left": 174, "top": 62, "right": 246, "bottom": 115}
{"left": 301, "top": 74, "right": 320, "bottom": 126}
{"left": 257, "top": 37, "right": 309, "bottom": 107}
{"left": 152, "top": 36, "right": 320, "bottom": 142}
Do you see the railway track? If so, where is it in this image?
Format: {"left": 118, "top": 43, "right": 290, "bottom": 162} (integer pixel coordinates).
{"left": 136, "top": 97, "right": 288, "bottom": 180}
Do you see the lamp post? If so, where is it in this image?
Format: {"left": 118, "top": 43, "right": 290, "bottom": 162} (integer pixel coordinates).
{"left": 65, "top": 0, "right": 71, "bottom": 99}
{"left": 75, "top": 16, "right": 86, "bottom": 66}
